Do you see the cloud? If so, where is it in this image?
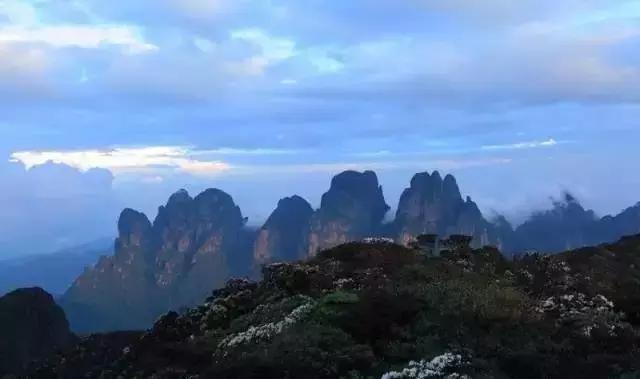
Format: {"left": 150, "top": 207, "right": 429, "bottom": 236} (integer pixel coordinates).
{"left": 0, "top": 42, "right": 50, "bottom": 97}
{"left": 481, "top": 138, "right": 560, "bottom": 151}
{"left": 10, "top": 146, "right": 231, "bottom": 177}
{"left": 1, "top": 0, "right": 638, "bottom": 108}
{"left": 229, "top": 28, "right": 297, "bottom": 75}
{"left": 0, "top": 160, "right": 119, "bottom": 257}
{"left": 9, "top": 144, "right": 513, "bottom": 179}
{"left": 0, "top": 0, "right": 39, "bottom": 24}
{"left": 0, "top": 24, "right": 157, "bottom": 53}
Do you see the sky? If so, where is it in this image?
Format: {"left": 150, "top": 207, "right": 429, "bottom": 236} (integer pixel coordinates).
{"left": 1, "top": 0, "right": 639, "bottom": 257}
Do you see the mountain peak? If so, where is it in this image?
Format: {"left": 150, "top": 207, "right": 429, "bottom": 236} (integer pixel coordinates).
{"left": 116, "top": 208, "right": 153, "bottom": 251}
{"left": 309, "top": 170, "right": 389, "bottom": 255}
{"left": 167, "top": 188, "right": 192, "bottom": 204}
{"left": 327, "top": 170, "right": 383, "bottom": 201}
{"left": 396, "top": 171, "right": 496, "bottom": 246}
{"left": 254, "top": 195, "right": 314, "bottom": 266}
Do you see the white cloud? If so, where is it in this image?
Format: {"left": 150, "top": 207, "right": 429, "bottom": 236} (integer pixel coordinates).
{"left": 10, "top": 146, "right": 230, "bottom": 177}
{"left": 193, "top": 36, "right": 216, "bottom": 53}
{"left": 481, "top": 138, "right": 560, "bottom": 151}
{"left": 9, "top": 145, "right": 511, "bottom": 179}
{"left": 0, "top": 24, "right": 157, "bottom": 53}
{"left": 0, "top": 0, "right": 39, "bottom": 24}
{"left": 230, "top": 28, "right": 296, "bottom": 75}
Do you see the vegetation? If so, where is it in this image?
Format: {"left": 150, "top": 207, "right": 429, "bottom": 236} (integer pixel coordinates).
{"left": 32, "top": 236, "right": 640, "bottom": 378}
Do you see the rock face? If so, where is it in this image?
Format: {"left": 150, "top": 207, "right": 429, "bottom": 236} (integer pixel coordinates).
{"left": 394, "top": 171, "right": 496, "bottom": 247}
{"left": 57, "top": 171, "right": 640, "bottom": 333}
{"left": 253, "top": 196, "right": 314, "bottom": 266}
{"left": 307, "top": 170, "right": 390, "bottom": 256}
{"left": 0, "top": 287, "right": 74, "bottom": 375}
{"left": 61, "top": 188, "right": 250, "bottom": 333}
{"left": 152, "top": 189, "right": 248, "bottom": 307}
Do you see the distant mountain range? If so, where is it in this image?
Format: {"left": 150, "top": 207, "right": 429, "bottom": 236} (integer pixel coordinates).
{"left": 0, "top": 238, "right": 112, "bottom": 296}
{"left": 509, "top": 193, "right": 640, "bottom": 253}
{"left": 59, "top": 170, "right": 640, "bottom": 332}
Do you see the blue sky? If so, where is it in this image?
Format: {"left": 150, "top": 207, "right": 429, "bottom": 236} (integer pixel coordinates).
{"left": 0, "top": 0, "right": 639, "bottom": 256}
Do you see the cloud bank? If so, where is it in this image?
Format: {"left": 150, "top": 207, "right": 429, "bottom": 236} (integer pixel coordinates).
{"left": 0, "top": 0, "right": 639, "bottom": 256}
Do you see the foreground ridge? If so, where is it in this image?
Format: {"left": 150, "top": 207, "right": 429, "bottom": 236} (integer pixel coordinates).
{"left": 34, "top": 235, "right": 640, "bottom": 378}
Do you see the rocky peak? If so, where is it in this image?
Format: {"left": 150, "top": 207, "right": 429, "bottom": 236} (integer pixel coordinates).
{"left": 443, "top": 174, "right": 463, "bottom": 202}
{"left": 408, "top": 170, "right": 443, "bottom": 202}
{"left": 62, "top": 188, "right": 252, "bottom": 332}
{"left": 152, "top": 188, "right": 245, "bottom": 253}
{"left": 270, "top": 196, "right": 313, "bottom": 225}
{"left": 307, "top": 171, "right": 390, "bottom": 256}
{"left": 192, "top": 188, "right": 246, "bottom": 231}
{"left": 153, "top": 190, "right": 196, "bottom": 253}
{"left": 395, "top": 171, "right": 495, "bottom": 246}
{"left": 254, "top": 196, "right": 314, "bottom": 266}
{"left": 115, "top": 209, "right": 153, "bottom": 252}
{"left": 329, "top": 170, "right": 382, "bottom": 198}
{"left": 168, "top": 188, "right": 192, "bottom": 204}
{"left": 152, "top": 188, "right": 247, "bottom": 305}
{"left": 319, "top": 170, "right": 389, "bottom": 226}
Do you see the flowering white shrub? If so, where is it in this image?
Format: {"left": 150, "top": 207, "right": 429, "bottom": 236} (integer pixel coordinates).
{"left": 381, "top": 353, "right": 467, "bottom": 379}
{"left": 536, "top": 293, "right": 614, "bottom": 315}
{"left": 536, "top": 292, "right": 626, "bottom": 337}
{"left": 333, "top": 277, "right": 356, "bottom": 290}
{"left": 362, "top": 237, "right": 395, "bottom": 244}
{"left": 218, "top": 300, "right": 315, "bottom": 349}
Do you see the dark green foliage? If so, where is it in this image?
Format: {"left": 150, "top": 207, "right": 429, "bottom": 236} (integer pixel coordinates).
{"left": 34, "top": 237, "right": 640, "bottom": 378}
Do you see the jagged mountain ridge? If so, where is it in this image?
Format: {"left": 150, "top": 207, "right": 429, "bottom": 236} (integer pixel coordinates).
{"left": 61, "top": 189, "right": 252, "bottom": 332}
{"left": 393, "top": 171, "right": 499, "bottom": 247}
{"left": 61, "top": 170, "right": 640, "bottom": 332}
{"left": 512, "top": 193, "right": 640, "bottom": 253}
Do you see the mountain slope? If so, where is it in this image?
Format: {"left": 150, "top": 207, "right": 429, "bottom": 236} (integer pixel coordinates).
{"left": 0, "top": 287, "right": 75, "bottom": 375}
{"left": 35, "top": 235, "right": 640, "bottom": 378}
